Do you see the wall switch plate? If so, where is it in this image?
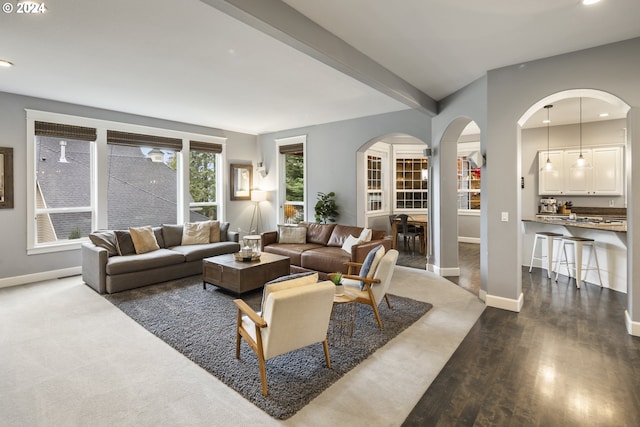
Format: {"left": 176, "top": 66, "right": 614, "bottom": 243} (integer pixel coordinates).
{"left": 501, "top": 212, "right": 509, "bottom": 222}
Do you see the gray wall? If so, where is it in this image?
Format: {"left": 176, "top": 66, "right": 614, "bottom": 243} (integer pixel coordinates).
{"left": 434, "top": 37, "right": 640, "bottom": 325}
{"left": 0, "top": 92, "right": 257, "bottom": 281}
{"left": 256, "top": 109, "right": 431, "bottom": 230}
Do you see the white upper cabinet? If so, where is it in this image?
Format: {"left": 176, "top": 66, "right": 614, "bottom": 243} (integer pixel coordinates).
{"left": 538, "top": 150, "right": 564, "bottom": 195}
{"left": 591, "top": 146, "right": 624, "bottom": 195}
{"left": 563, "top": 149, "right": 592, "bottom": 195}
{"left": 538, "top": 145, "right": 624, "bottom": 196}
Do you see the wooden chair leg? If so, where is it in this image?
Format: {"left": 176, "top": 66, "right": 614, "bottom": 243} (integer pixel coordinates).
{"left": 371, "top": 301, "right": 384, "bottom": 329}
{"left": 235, "top": 309, "right": 242, "bottom": 358}
{"left": 258, "top": 353, "right": 268, "bottom": 397}
{"left": 322, "top": 338, "right": 332, "bottom": 369}
{"left": 384, "top": 294, "right": 392, "bottom": 309}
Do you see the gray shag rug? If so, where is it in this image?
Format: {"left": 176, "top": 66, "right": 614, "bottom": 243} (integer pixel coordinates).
{"left": 104, "top": 275, "right": 432, "bottom": 420}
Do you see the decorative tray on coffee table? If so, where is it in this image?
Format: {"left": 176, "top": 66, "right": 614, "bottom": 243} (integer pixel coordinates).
{"left": 234, "top": 252, "right": 261, "bottom": 262}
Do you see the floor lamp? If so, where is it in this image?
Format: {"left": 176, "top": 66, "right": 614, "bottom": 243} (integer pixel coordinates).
{"left": 249, "top": 190, "right": 267, "bottom": 234}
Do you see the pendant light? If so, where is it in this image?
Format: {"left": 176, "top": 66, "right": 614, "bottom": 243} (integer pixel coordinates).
{"left": 572, "top": 97, "right": 591, "bottom": 169}
{"left": 541, "top": 104, "right": 554, "bottom": 172}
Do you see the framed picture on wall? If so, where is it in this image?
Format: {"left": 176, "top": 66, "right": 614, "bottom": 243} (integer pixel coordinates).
{"left": 230, "top": 163, "right": 252, "bottom": 201}
{"left": 0, "top": 147, "right": 13, "bottom": 209}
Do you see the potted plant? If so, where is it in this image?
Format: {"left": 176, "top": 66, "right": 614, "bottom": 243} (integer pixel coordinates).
{"left": 314, "top": 191, "right": 339, "bottom": 224}
{"left": 330, "top": 272, "right": 344, "bottom": 294}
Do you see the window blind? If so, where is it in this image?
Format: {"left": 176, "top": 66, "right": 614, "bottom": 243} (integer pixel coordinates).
{"left": 279, "top": 143, "right": 304, "bottom": 155}
{"left": 190, "top": 140, "right": 222, "bottom": 153}
{"left": 106, "top": 130, "right": 182, "bottom": 151}
{"left": 34, "top": 121, "right": 97, "bottom": 141}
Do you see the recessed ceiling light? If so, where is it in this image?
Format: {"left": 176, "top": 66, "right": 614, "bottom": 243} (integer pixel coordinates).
{"left": 542, "top": 119, "right": 551, "bottom": 124}
{"left": 0, "top": 59, "right": 13, "bottom": 68}
{"left": 599, "top": 113, "right": 609, "bottom": 118}
{"left": 581, "top": 0, "right": 601, "bottom": 6}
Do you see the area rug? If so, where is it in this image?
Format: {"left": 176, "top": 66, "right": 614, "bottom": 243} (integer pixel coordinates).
{"left": 104, "top": 276, "right": 432, "bottom": 420}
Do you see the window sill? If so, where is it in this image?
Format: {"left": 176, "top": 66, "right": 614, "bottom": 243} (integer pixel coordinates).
{"left": 28, "top": 239, "right": 86, "bottom": 255}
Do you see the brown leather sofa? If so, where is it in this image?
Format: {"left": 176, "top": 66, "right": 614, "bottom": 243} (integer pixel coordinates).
{"left": 260, "top": 222, "right": 391, "bottom": 279}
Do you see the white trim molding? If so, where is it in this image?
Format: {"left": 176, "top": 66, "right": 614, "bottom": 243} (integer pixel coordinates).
{"left": 458, "top": 236, "right": 480, "bottom": 244}
{"left": 427, "top": 264, "right": 461, "bottom": 277}
{"left": 625, "top": 310, "right": 640, "bottom": 337}
{"left": 0, "top": 267, "right": 82, "bottom": 290}
{"left": 485, "top": 292, "right": 524, "bottom": 312}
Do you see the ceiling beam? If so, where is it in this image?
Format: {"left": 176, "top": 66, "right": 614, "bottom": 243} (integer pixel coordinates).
{"left": 200, "top": 0, "right": 437, "bottom": 116}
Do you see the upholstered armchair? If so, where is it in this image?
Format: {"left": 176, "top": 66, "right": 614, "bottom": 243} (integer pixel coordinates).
{"left": 341, "top": 248, "right": 399, "bottom": 329}
{"left": 233, "top": 276, "right": 335, "bottom": 397}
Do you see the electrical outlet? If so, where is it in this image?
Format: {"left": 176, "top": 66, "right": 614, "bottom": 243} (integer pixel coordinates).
{"left": 501, "top": 212, "right": 509, "bottom": 222}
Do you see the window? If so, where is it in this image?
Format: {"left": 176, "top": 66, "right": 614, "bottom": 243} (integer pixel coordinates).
{"left": 188, "top": 141, "right": 222, "bottom": 221}
{"left": 457, "top": 156, "right": 481, "bottom": 210}
{"left": 367, "top": 154, "right": 383, "bottom": 212}
{"left": 278, "top": 137, "right": 306, "bottom": 224}
{"left": 27, "top": 110, "right": 226, "bottom": 253}
{"left": 106, "top": 131, "right": 182, "bottom": 229}
{"left": 395, "top": 157, "right": 428, "bottom": 210}
{"left": 34, "top": 121, "right": 96, "bottom": 245}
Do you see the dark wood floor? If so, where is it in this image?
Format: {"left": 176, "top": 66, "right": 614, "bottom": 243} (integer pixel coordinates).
{"left": 402, "top": 264, "right": 640, "bottom": 427}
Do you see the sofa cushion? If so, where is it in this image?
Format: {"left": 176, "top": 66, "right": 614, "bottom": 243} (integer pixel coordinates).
{"left": 327, "top": 225, "right": 364, "bottom": 247}
{"left": 162, "top": 224, "right": 184, "bottom": 247}
{"left": 359, "top": 228, "right": 372, "bottom": 242}
{"left": 208, "top": 220, "right": 221, "bottom": 243}
{"left": 114, "top": 230, "right": 136, "bottom": 256}
{"left": 301, "top": 246, "right": 352, "bottom": 274}
{"left": 182, "top": 221, "right": 211, "bottom": 245}
{"left": 278, "top": 225, "right": 307, "bottom": 244}
{"left": 263, "top": 243, "right": 323, "bottom": 267}
{"left": 129, "top": 226, "right": 160, "bottom": 254}
{"left": 301, "top": 222, "right": 336, "bottom": 245}
{"left": 153, "top": 226, "right": 165, "bottom": 248}
{"left": 106, "top": 248, "right": 185, "bottom": 276}
{"left": 89, "top": 231, "right": 118, "bottom": 256}
{"left": 170, "top": 241, "right": 241, "bottom": 262}
{"left": 220, "top": 222, "right": 230, "bottom": 242}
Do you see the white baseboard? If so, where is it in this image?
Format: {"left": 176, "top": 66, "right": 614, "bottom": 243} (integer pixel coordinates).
{"left": 458, "top": 237, "right": 480, "bottom": 244}
{"left": 625, "top": 310, "right": 640, "bottom": 337}
{"left": 0, "top": 267, "right": 82, "bottom": 289}
{"left": 478, "top": 289, "right": 487, "bottom": 302}
{"left": 485, "top": 292, "right": 524, "bottom": 312}
{"left": 427, "top": 264, "right": 460, "bottom": 277}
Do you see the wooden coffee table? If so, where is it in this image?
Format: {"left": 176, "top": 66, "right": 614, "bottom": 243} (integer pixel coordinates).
{"left": 202, "top": 252, "right": 290, "bottom": 295}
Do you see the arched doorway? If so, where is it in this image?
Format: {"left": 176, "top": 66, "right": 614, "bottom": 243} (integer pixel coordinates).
{"left": 518, "top": 89, "right": 630, "bottom": 294}
{"left": 355, "top": 133, "right": 430, "bottom": 265}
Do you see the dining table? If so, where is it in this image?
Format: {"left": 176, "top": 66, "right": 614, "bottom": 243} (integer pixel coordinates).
{"left": 391, "top": 214, "right": 428, "bottom": 253}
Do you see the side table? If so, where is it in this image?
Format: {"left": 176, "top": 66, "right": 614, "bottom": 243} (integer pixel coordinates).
{"left": 329, "top": 291, "right": 357, "bottom": 346}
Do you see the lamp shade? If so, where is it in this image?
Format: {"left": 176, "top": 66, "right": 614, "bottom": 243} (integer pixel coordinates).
{"left": 251, "top": 190, "right": 267, "bottom": 202}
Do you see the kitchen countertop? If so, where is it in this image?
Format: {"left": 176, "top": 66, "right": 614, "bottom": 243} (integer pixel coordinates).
{"left": 523, "top": 215, "right": 627, "bottom": 232}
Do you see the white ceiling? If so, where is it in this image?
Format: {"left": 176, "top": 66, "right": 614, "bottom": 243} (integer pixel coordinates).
{"left": 1, "top": 0, "right": 638, "bottom": 135}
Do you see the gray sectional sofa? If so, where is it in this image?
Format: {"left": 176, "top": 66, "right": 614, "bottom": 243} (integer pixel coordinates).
{"left": 82, "top": 222, "right": 240, "bottom": 294}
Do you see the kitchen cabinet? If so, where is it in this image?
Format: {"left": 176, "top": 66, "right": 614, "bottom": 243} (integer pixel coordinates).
{"left": 538, "top": 150, "right": 564, "bottom": 195}
{"left": 538, "top": 145, "right": 623, "bottom": 196}
{"left": 592, "top": 146, "right": 624, "bottom": 195}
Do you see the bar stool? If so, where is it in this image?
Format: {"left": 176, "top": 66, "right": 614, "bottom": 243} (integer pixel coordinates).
{"left": 554, "top": 236, "right": 603, "bottom": 289}
{"left": 529, "top": 232, "right": 564, "bottom": 278}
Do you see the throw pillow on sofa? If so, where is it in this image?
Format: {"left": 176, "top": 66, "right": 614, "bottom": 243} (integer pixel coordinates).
{"left": 182, "top": 221, "right": 210, "bottom": 245}
{"left": 114, "top": 230, "right": 136, "bottom": 256}
{"left": 278, "top": 225, "right": 306, "bottom": 244}
{"left": 129, "top": 226, "right": 160, "bottom": 254}
{"left": 341, "top": 234, "right": 361, "bottom": 254}
{"left": 89, "top": 230, "right": 118, "bottom": 256}
{"left": 208, "top": 220, "right": 221, "bottom": 243}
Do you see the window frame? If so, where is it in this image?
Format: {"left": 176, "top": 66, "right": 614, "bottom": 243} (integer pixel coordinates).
{"left": 276, "top": 135, "right": 307, "bottom": 224}
{"left": 392, "top": 145, "right": 429, "bottom": 212}
{"left": 457, "top": 141, "right": 481, "bottom": 215}
{"left": 26, "top": 110, "right": 226, "bottom": 254}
